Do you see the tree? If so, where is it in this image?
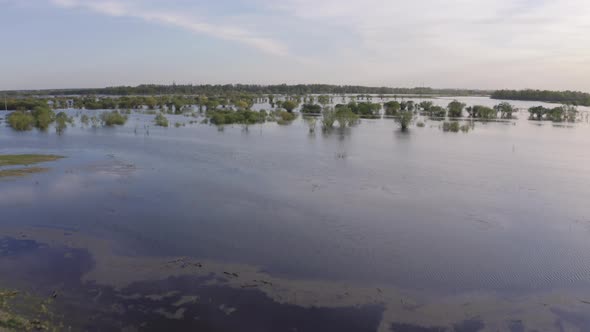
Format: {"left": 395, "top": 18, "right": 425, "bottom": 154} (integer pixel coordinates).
{"left": 384, "top": 101, "right": 401, "bottom": 116}
{"left": 447, "top": 100, "right": 466, "bottom": 118}
{"left": 32, "top": 106, "right": 55, "bottom": 130}
{"left": 428, "top": 106, "right": 446, "bottom": 118}
{"left": 493, "top": 102, "right": 514, "bottom": 119}
{"left": 395, "top": 110, "right": 414, "bottom": 131}
{"left": 528, "top": 106, "right": 548, "bottom": 120}
{"left": 467, "top": 105, "right": 497, "bottom": 119}
{"left": 419, "top": 101, "right": 433, "bottom": 113}
{"left": 281, "top": 100, "right": 298, "bottom": 113}
{"left": 300, "top": 104, "right": 322, "bottom": 114}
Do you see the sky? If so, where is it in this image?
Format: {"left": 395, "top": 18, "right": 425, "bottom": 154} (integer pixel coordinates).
{"left": 1, "top": 0, "right": 590, "bottom": 91}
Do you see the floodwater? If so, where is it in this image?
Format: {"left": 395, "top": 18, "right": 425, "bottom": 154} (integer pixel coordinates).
{"left": 1, "top": 96, "right": 590, "bottom": 331}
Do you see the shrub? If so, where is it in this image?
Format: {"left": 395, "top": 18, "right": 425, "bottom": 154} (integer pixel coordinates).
{"left": 395, "top": 111, "right": 414, "bottom": 130}
{"left": 100, "top": 111, "right": 128, "bottom": 126}
{"left": 384, "top": 101, "right": 401, "bottom": 116}
{"left": 276, "top": 110, "right": 296, "bottom": 125}
{"left": 7, "top": 111, "right": 35, "bottom": 131}
{"left": 428, "top": 106, "right": 446, "bottom": 118}
{"left": 55, "top": 112, "right": 73, "bottom": 134}
{"left": 447, "top": 100, "right": 466, "bottom": 118}
{"left": 32, "top": 106, "right": 55, "bottom": 130}
{"left": 442, "top": 121, "right": 460, "bottom": 132}
{"left": 154, "top": 113, "right": 169, "bottom": 127}
{"left": 300, "top": 104, "right": 322, "bottom": 114}
{"left": 467, "top": 105, "right": 497, "bottom": 119}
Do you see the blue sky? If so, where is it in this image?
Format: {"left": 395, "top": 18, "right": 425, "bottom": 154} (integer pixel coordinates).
{"left": 1, "top": 0, "right": 590, "bottom": 91}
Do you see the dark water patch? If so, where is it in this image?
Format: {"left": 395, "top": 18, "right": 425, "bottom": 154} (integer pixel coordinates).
{"left": 0, "top": 237, "right": 384, "bottom": 332}
{"left": 391, "top": 319, "right": 485, "bottom": 332}
{"left": 391, "top": 322, "right": 447, "bottom": 331}
{"left": 550, "top": 308, "right": 590, "bottom": 331}
{"left": 507, "top": 319, "right": 525, "bottom": 332}
{"left": 0, "top": 237, "right": 94, "bottom": 293}
{"left": 0, "top": 237, "right": 45, "bottom": 256}
{"left": 105, "top": 275, "right": 385, "bottom": 332}
{"left": 452, "top": 318, "right": 484, "bottom": 332}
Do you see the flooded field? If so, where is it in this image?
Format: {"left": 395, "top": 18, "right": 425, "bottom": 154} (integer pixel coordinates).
{"left": 1, "top": 96, "right": 590, "bottom": 331}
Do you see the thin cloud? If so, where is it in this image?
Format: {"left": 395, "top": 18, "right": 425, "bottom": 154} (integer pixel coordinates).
{"left": 50, "top": 0, "right": 289, "bottom": 56}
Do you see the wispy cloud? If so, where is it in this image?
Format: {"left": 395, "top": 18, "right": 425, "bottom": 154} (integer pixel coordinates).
{"left": 49, "top": 0, "right": 289, "bottom": 56}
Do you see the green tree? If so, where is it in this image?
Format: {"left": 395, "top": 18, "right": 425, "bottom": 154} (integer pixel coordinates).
{"left": 419, "top": 101, "right": 433, "bottom": 112}
{"left": 494, "top": 102, "right": 514, "bottom": 119}
{"left": 384, "top": 101, "right": 401, "bottom": 116}
{"left": 395, "top": 110, "right": 414, "bottom": 131}
{"left": 281, "top": 100, "right": 298, "bottom": 113}
{"left": 447, "top": 100, "right": 466, "bottom": 118}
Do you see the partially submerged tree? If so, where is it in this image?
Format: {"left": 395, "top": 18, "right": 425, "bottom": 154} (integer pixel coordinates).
{"left": 281, "top": 100, "right": 298, "bottom": 113}
{"left": 494, "top": 102, "right": 515, "bottom": 119}
{"left": 467, "top": 105, "right": 497, "bottom": 119}
{"left": 447, "top": 100, "right": 466, "bottom": 118}
{"left": 528, "top": 106, "right": 548, "bottom": 120}
{"left": 395, "top": 110, "right": 414, "bottom": 131}
{"left": 384, "top": 101, "right": 401, "bottom": 116}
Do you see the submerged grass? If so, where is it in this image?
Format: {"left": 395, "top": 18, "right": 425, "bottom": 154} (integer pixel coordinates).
{"left": 0, "top": 154, "right": 64, "bottom": 179}
{"left": 0, "top": 167, "right": 50, "bottom": 178}
{"left": 0, "top": 289, "right": 55, "bottom": 331}
{"left": 0, "top": 155, "right": 64, "bottom": 167}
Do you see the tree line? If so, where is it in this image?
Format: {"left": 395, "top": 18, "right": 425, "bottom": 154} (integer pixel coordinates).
{"left": 3, "top": 84, "right": 489, "bottom": 97}
{"left": 492, "top": 89, "right": 590, "bottom": 106}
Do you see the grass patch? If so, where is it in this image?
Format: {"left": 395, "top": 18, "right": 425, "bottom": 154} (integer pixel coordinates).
{"left": 0, "top": 155, "right": 64, "bottom": 167}
{"left": 0, "top": 167, "right": 50, "bottom": 178}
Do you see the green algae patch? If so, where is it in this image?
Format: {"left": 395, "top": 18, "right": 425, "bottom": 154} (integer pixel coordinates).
{"left": 0, "top": 155, "right": 64, "bottom": 167}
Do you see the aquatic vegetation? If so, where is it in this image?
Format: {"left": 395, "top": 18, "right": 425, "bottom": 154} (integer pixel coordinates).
{"left": 0, "top": 289, "right": 56, "bottom": 331}
{"left": 384, "top": 101, "right": 401, "bottom": 116}
{"left": 447, "top": 100, "right": 466, "bottom": 118}
{"left": 416, "top": 121, "right": 425, "bottom": 127}
{"left": 466, "top": 105, "right": 497, "bottom": 119}
{"left": 80, "top": 114, "right": 90, "bottom": 126}
{"left": 300, "top": 104, "right": 322, "bottom": 114}
{"left": 460, "top": 124, "right": 471, "bottom": 133}
{"left": 395, "top": 110, "right": 414, "bottom": 131}
{"left": 0, "top": 167, "right": 49, "bottom": 178}
{"left": 321, "top": 109, "right": 337, "bottom": 131}
{"left": 175, "top": 122, "right": 185, "bottom": 128}
{"left": 304, "top": 116, "right": 317, "bottom": 133}
{"left": 427, "top": 106, "right": 446, "bottom": 118}
{"left": 7, "top": 111, "right": 35, "bottom": 131}
{"left": 32, "top": 106, "right": 56, "bottom": 130}
{"left": 442, "top": 121, "right": 461, "bottom": 132}
{"left": 419, "top": 101, "right": 433, "bottom": 112}
{"left": 100, "top": 111, "right": 128, "bottom": 126}
{"left": 528, "top": 106, "right": 547, "bottom": 120}
{"left": 55, "top": 111, "right": 73, "bottom": 134}
{"left": 275, "top": 110, "right": 297, "bottom": 125}
{"left": 339, "top": 102, "right": 381, "bottom": 119}
{"left": 281, "top": 100, "right": 299, "bottom": 113}
{"left": 494, "top": 102, "right": 515, "bottom": 119}
{"left": 335, "top": 107, "right": 359, "bottom": 127}
{"left": 154, "top": 113, "right": 169, "bottom": 127}
{"left": 0, "top": 154, "right": 63, "bottom": 178}
{"left": 545, "top": 105, "right": 577, "bottom": 122}
{"left": 208, "top": 110, "right": 266, "bottom": 125}
{"left": 0, "top": 154, "right": 63, "bottom": 166}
